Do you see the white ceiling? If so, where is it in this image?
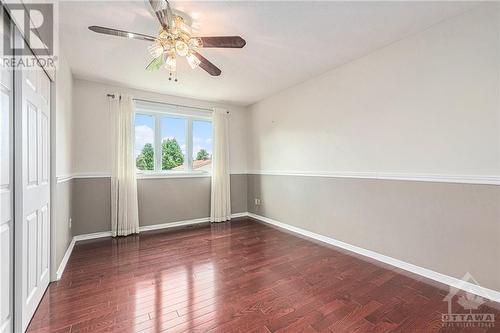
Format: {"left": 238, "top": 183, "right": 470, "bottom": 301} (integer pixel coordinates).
{"left": 59, "top": 1, "right": 478, "bottom": 106}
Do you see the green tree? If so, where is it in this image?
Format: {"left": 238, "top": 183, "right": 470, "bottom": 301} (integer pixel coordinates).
{"left": 136, "top": 143, "right": 154, "bottom": 170}
{"left": 162, "top": 138, "right": 184, "bottom": 170}
{"left": 196, "top": 149, "right": 210, "bottom": 161}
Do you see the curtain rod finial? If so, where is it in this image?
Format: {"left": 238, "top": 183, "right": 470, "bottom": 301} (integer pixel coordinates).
{"left": 107, "top": 94, "right": 121, "bottom": 100}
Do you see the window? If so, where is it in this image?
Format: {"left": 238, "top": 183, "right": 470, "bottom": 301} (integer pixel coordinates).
{"left": 134, "top": 100, "right": 212, "bottom": 174}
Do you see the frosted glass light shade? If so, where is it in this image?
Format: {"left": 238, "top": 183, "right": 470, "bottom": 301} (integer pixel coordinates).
{"left": 175, "top": 40, "right": 189, "bottom": 56}
{"left": 165, "top": 55, "right": 176, "bottom": 71}
{"left": 148, "top": 43, "right": 164, "bottom": 58}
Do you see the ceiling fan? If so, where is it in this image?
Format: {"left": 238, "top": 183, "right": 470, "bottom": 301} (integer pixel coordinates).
{"left": 88, "top": 0, "right": 246, "bottom": 81}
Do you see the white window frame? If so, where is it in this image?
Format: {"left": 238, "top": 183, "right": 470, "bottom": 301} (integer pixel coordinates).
{"left": 134, "top": 100, "right": 212, "bottom": 177}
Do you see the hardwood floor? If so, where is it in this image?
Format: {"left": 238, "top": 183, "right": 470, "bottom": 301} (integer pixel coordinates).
{"left": 27, "top": 218, "right": 499, "bottom": 332}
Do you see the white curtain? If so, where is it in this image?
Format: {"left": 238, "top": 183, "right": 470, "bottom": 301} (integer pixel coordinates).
{"left": 110, "top": 94, "right": 140, "bottom": 236}
{"left": 210, "top": 108, "right": 231, "bottom": 222}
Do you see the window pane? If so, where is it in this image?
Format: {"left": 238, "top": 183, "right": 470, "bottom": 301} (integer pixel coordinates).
{"left": 192, "top": 120, "right": 212, "bottom": 172}
{"left": 135, "top": 114, "right": 155, "bottom": 171}
{"left": 161, "top": 116, "right": 186, "bottom": 170}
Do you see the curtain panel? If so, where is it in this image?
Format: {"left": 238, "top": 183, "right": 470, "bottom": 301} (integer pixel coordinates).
{"left": 210, "top": 108, "right": 231, "bottom": 222}
{"left": 110, "top": 94, "right": 140, "bottom": 236}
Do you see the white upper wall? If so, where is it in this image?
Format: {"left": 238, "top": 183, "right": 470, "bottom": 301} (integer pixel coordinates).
{"left": 72, "top": 78, "right": 248, "bottom": 175}
{"left": 247, "top": 4, "right": 500, "bottom": 177}
{"left": 55, "top": 49, "right": 73, "bottom": 177}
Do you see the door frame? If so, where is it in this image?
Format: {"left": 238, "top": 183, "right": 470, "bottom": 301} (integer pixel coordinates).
{"left": 0, "top": 7, "right": 14, "bottom": 333}
{"left": 13, "top": 21, "right": 23, "bottom": 333}
{"left": 1, "top": 4, "right": 56, "bottom": 332}
{"left": 12, "top": 24, "right": 54, "bottom": 333}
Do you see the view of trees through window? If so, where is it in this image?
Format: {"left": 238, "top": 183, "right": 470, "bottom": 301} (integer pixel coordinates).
{"left": 135, "top": 113, "right": 212, "bottom": 172}
{"left": 135, "top": 114, "right": 154, "bottom": 170}
{"left": 192, "top": 120, "right": 212, "bottom": 171}
{"left": 161, "top": 117, "right": 186, "bottom": 171}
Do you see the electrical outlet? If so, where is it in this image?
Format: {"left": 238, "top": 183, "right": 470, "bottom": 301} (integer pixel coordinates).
{"left": 254, "top": 198, "right": 261, "bottom": 206}
{"left": 69, "top": 218, "right": 72, "bottom": 229}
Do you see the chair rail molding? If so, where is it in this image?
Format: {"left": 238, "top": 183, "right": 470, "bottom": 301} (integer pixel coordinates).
{"left": 247, "top": 170, "right": 500, "bottom": 185}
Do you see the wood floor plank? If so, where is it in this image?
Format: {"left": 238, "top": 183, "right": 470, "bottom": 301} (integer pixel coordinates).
{"left": 27, "top": 218, "right": 500, "bottom": 333}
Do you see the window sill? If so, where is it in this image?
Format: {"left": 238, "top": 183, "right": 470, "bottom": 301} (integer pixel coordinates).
{"left": 136, "top": 172, "right": 211, "bottom": 179}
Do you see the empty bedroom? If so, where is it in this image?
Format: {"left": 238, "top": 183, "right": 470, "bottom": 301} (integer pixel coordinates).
{"left": 0, "top": 1, "right": 499, "bottom": 332}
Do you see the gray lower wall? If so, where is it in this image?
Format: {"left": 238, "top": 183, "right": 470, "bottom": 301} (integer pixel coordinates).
{"left": 72, "top": 177, "right": 111, "bottom": 235}
{"left": 71, "top": 174, "right": 248, "bottom": 235}
{"left": 247, "top": 174, "right": 500, "bottom": 291}
{"left": 54, "top": 180, "right": 73, "bottom": 270}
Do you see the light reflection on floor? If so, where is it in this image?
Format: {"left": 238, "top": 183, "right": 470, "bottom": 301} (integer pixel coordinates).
{"left": 131, "top": 223, "right": 236, "bottom": 331}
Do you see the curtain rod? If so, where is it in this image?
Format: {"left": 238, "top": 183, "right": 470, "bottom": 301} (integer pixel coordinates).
{"left": 106, "top": 94, "right": 229, "bottom": 114}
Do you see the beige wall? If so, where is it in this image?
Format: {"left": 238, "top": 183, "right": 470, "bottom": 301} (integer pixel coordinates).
{"left": 72, "top": 78, "right": 248, "bottom": 175}
{"left": 247, "top": 4, "right": 499, "bottom": 177}
{"left": 55, "top": 53, "right": 74, "bottom": 177}
{"left": 53, "top": 50, "right": 74, "bottom": 275}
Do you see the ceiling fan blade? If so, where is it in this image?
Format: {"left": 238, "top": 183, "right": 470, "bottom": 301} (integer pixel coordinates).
{"left": 89, "top": 26, "right": 155, "bottom": 42}
{"left": 197, "top": 36, "right": 246, "bottom": 48}
{"left": 149, "top": 0, "right": 171, "bottom": 30}
{"left": 192, "top": 52, "right": 221, "bottom": 76}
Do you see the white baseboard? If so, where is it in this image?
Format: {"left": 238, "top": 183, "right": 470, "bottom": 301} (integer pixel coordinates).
{"left": 139, "top": 217, "right": 210, "bottom": 232}
{"left": 230, "top": 212, "right": 248, "bottom": 219}
{"left": 140, "top": 212, "right": 249, "bottom": 232}
{"left": 55, "top": 238, "right": 75, "bottom": 280}
{"left": 247, "top": 212, "right": 500, "bottom": 303}
{"left": 73, "top": 231, "right": 113, "bottom": 242}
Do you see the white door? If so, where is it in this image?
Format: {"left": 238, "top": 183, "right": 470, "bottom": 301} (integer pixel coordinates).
{"left": 0, "top": 10, "right": 14, "bottom": 333}
{"left": 15, "top": 48, "right": 51, "bottom": 332}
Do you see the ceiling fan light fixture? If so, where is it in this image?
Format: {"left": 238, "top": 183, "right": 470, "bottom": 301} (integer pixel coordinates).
{"left": 177, "top": 21, "right": 191, "bottom": 35}
{"left": 148, "top": 42, "right": 164, "bottom": 58}
{"left": 165, "top": 54, "right": 176, "bottom": 71}
{"left": 189, "top": 37, "right": 202, "bottom": 48}
{"left": 180, "top": 25, "right": 191, "bottom": 35}
{"left": 89, "top": 1, "right": 246, "bottom": 79}
{"left": 170, "top": 19, "right": 178, "bottom": 35}
{"left": 175, "top": 40, "right": 189, "bottom": 57}
{"left": 186, "top": 52, "right": 201, "bottom": 69}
